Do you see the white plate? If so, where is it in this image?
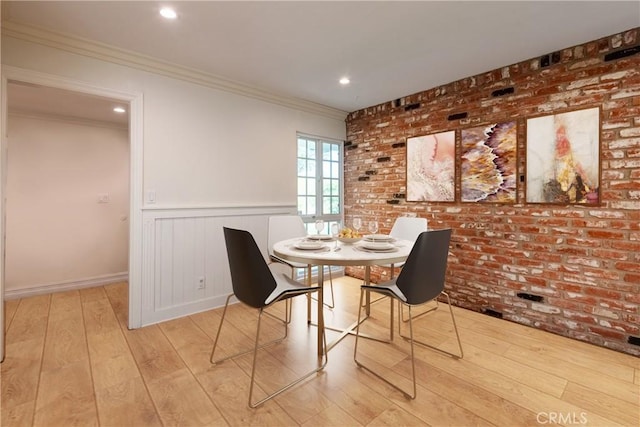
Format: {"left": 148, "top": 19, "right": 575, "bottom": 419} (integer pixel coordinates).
{"left": 363, "top": 234, "right": 394, "bottom": 242}
{"left": 294, "top": 241, "right": 325, "bottom": 250}
{"left": 361, "top": 241, "right": 395, "bottom": 251}
{"left": 307, "top": 234, "right": 334, "bottom": 241}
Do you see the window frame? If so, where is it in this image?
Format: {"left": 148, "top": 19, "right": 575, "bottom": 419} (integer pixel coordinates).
{"left": 296, "top": 133, "right": 344, "bottom": 232}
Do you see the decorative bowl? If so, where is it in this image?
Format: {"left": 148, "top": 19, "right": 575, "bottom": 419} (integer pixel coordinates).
{"left": 338, "top": 236, "right": 362, "bottom": 244}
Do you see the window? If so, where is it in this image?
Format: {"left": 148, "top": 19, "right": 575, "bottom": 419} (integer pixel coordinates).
{"left": 297, "top": 134, "right": 343, "bottom": 233}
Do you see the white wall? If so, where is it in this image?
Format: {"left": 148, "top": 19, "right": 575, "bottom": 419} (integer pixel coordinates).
{"left": 1, "top": 35, "right": 346, "bottom": 206}
{"left": 1, "top": 33, "right": 346, "bottom": 325}
{"left": 5, "top": 114, "right": 129, "bottom": 292}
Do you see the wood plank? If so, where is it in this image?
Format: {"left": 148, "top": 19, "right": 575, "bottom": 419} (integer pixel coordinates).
{"left": 272, "top": 383, "right": 333, "bottom": 425}
{"left": 562, "top": 381, "right": 640, "bottom": 426}
{"left": 94, "top": 376, "right": 162, "bottom": 427}
{"left": 1, "top": 338, "right": 43, "bottom": 413}
{"left": 86, "top": 328, "right": 131, "bottom": 363}
{"left": 504, "top": 345, "right": 639, "bottom": 405}
{"left": 82, "top": 299, "right": 121, "bottom": 336}
{"left": 412, "top": 345, "right": 625, "bottom": 427}
{"left": 5, "top": 294, "right": 50, "bottom": 344}
{"left": 48, "top": 290, "right": 83, "bottom": 323}
{"left": 367, "top": 405, "right": 430, "bottom": 426}
{"left": 455, "top": 306, "right": 640, "bottom": 369}
{"left": 197, "top": 361, "right": 297, "bottom": 426}
{"left": 393, "top": 354, "right": 539, "bottom": 426}
{"left": 41, "top": 316, "right": 89, "bottom": 372}
{"left": 448, "top": 341, "right": 567, "bottom": 398}
{"left": 4, "top": 299, "right": 20, "bottom": 332}
{"left": 146, "top": 367, "right": 225, "bottom": 426}
{"left": 190, "top": 308, "right": 257, "bottom": 367}
{"left": 90, "top": 351, "right": 141, "bottom": 392}
{"left": 309, "top": 357, "right": 395, "bottom": 425}
{"left": 159, "top": 316, "right": 217, "bottom": 375}
{"left": 79, "top": 285, "right": 109, "bottom": 303}
{"left": 123, "top": 324, "right": 185, "bottom": 382}
{"left": 0, "top": 400, "right": 36, "bottom": 427}
{"left": 33, "top": 360, "right": 98, "bottom": 427}
{"left": 460, "top": 313, "right": 637, "bottom": 382}
{"left": 299, "top": 403, "right": 362, "bottom": 427}
{"left": 103, "top": 282, "right": 129, "bottom": 326}
{"left": 416, "top": 308, "right": 513, "bottom": 355}
{"left": 355, "top": 353, "right": 494, "bottom": 427}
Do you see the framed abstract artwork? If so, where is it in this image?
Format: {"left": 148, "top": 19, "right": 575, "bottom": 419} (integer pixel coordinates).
{"left": 526, "top": 107, "right": 600, "bottom": 204}
{"left": 406, "top": 131, "right": 455, "bottom": 202}
{"left": 461, "top": 122, "right": 517, "bottom": 203}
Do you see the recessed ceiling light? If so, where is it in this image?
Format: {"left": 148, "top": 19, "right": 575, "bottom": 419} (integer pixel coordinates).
{"left": 339, "top": 77, "right": 351, "bottom": 85}
{"left": 160, "top": 7, "right": 177, "bottom": 19}
{"left": 113, "top": 107, "right": 126, "bottom": 113}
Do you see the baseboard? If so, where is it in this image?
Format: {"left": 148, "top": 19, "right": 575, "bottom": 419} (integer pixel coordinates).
{"left": 4, "top": 272, "right": 129, "bottom": 300}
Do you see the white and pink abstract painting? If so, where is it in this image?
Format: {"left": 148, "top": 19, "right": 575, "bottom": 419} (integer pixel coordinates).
{"left": 407, "top": 131, "right": 455, "bottom": 202}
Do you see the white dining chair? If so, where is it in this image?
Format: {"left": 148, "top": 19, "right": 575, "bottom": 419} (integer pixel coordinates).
{"left": 386, "top": 216, "right": 428, "bottom": 277}
{"left": 365, "top": 216, "right": 428, "bottom": 308}
{"left": 268, "top": 215, "right": 335, "bottom": 308}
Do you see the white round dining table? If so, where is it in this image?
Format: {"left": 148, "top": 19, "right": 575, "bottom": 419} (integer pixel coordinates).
{"left": 273, "top": 236, "right": 413, "bottom": 354}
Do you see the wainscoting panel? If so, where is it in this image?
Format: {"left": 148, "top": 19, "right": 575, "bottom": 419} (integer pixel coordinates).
{"left": 140, "top": 205, "right": 296, "bottom": 326}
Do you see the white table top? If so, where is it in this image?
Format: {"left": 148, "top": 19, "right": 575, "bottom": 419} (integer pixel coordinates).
{"left": 273, "top": 236, "right": 412, "bottom": 267}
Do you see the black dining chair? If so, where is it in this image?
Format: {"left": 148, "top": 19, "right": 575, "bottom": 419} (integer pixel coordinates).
{"left": 211, "top": 227, "right": 328, "bottom": 408}
{"left": 353, "top": 229, "right": 463, "bottom": 399}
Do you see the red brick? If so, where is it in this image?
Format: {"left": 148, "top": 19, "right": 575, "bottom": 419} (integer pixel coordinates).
{"left": 615, "top": 262, "right": 640, "bottom": 273}
{"left": 624, "top": 273, "right": 640, "bottom": 284}
{"left": 583, "top": 287, "right": 622, "bottom": 300}
{"left": 587, "top": 326, "right": 626, "bottom": 341}
{"left": 563, "top": 310, "right": 598, "bottom": 325}
{"left": 345, "top": 30, "right": 640, "bottom": 357}
{"left": 586, "top": 230, "right": 626, "bottom": 239}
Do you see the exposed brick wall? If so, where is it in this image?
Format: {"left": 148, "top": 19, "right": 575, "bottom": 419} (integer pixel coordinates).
{"left": 344, "top": 28, "right": 640, "bottom": 356}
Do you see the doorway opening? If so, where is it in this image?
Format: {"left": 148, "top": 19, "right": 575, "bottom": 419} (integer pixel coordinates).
{"left": 1, "top": 67, "right": 144, "bottom": 365}
{"left": 5, "top": 81, "right": 131, "bottom": 300}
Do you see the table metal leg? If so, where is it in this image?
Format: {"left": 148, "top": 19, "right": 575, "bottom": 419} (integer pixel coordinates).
{"left": 308, "top": 264, "right": 386, "bottom": 353}
{"left": 306, "top": 265, "right": 312, "bottom": 324}
{"left": 317, "top": 266, "right": 325, "bottom": 356}
{"left": 364, "top": 266, "right": 371, "bottom": 316}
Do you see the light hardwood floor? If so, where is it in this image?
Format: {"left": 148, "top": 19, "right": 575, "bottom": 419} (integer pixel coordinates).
{"left": 1, "top": 276, "right": 638, "bottom": 426}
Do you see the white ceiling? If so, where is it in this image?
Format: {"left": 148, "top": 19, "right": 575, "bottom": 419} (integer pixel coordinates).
{"left": 7, "top": 81, "right": 130, "bottom": 126}
{"left": 3, "top": 1, "right": 640, "bottom": 120}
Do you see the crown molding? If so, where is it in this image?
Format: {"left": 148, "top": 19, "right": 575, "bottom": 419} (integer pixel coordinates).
{"left": 2, "top": 21, "right": 348, "bottom": 121}
{"left": 9, "top": 109, "right": 129, "bottom": 130}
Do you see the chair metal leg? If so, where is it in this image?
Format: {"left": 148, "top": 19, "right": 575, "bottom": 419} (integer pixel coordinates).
{"left": 354, "top": 289, "right": 416, "bottom": 399}
{"left": 399, "top": 299, "right": 439, "bottom": 323}
{"left": 211, "top": 293, "right": 328, "bottom": 407}
{"left": 361, "top": 263, "right": 397, "bottom": 307}
{"left": 312, "top": 265, "right": 335, "bottom": 309}
{"left": 210, "top": 294, "right": 288, "bottom": 365}
{"left": 248, "top": 305, "right": 328, "bottom": 408}
{"left": 398, "top": 291, "right": 464, "bottom": 359}
{"left": 407, "top": 305, "right": 417, "bottom": 399}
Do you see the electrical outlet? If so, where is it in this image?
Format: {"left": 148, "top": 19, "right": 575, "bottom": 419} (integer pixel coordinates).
{"left": 197, "top": 276, "right": 205, "bottom": 290}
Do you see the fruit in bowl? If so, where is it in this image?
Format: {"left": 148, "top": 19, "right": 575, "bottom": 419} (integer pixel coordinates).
{"left": 337, "top": 227, "right": 362, "bottom": 243}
